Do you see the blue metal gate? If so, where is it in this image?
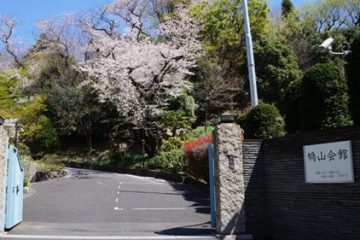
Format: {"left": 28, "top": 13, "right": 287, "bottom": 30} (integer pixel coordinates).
{"left": 5, "top": 145, "right": 24, "bottom": 230}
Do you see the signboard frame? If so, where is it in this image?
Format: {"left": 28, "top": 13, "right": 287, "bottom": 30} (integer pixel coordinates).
{"left": 303, "top": 140, "right": 354, "bottom": 184}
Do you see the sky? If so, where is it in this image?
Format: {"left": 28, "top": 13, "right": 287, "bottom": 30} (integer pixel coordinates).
{"left": 0, "top": 0, "right": 313, "bottom": 46}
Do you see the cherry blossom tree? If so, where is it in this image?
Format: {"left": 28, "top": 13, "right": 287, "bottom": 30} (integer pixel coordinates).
{"left": 79, "top": 4, "right": 201, "bottom": 126}
{"left": 0, "top": 16, "right": 25, "bottom": 69}
{"left": 36, "top": 13, "right": 87, "bottom": 62}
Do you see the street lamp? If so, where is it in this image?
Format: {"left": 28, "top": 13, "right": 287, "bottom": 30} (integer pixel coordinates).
{"left": 242, "top": 0, "right": 259, "bottom": 106}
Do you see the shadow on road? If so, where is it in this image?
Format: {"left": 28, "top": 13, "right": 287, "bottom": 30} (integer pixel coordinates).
{"left": 170, "top": 182, "right": 211, "bottom": 215}
{"left": 155, "top": 222, "right": 214, "bottom": 236}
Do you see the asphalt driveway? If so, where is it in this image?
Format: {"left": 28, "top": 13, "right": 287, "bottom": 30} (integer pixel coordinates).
{"left": 2, "top": 168, "right": 213, "bottom": 240}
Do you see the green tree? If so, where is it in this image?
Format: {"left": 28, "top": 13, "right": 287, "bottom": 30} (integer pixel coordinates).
{"left": 281, "top": 0, "right": 294, "bottom": 17}
{"left": 17, "top": 95, "right": 59, "bottom": 149}
{"left": 346, "top": 32, "right": 360, "bottom": 124}
{"left": 301, "top": 63, "right": 352, "bottom": 131}
{"left": 192, "top": 0, "right": 269, "bottom": 63}
{"left": 190, "top": 58, "right": 245, "bottom": 128}
{"left": 283, "top": 79, "right": 302, "bottom": 133}
{"left": 0, "top": 73, "right": 20, "bottom": 117}
{"left": 239, "top": 103, "right": 285, "bottom": 139}
{"left": 159, "top": 111, "right": 192, "bottom": 137}
{"left": 47, "top": 87, "right": 105, "bottom": 151}
{"left": 254, "top": 34, "right": 302, "bottom": 108}
{"left": 191, "top": 0, "right": 269, "bottom": 113}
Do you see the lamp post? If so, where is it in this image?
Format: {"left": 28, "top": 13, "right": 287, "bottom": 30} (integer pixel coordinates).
{"left": 242, "top": 0, "right": 258, "bottom": 106}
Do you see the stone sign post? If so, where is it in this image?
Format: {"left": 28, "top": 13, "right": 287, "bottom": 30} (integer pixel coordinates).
{"left": 213, "top": 119, "right": 252, "bottom": 240}
{"left": 0, "top": 119, "right": 16, "bottom": 232}
{"left": 0, "top": 126, "right": 9, "bottom": 232}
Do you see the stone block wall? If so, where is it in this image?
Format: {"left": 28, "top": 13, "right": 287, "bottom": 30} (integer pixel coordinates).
{"left": 243, "top": 126, "right": 360, "bottom": 240}
{"left": 243, "top": 140, "right": 266, "bottom": 240}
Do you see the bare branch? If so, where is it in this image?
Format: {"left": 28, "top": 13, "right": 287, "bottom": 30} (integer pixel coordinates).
{"left": 0, "top": 16, "right": 24, "bottom": 68}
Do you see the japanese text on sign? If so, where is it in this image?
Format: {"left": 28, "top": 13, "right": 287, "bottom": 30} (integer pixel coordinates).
{"left": 303, "top": 141, "right": 354, "bottom": 183}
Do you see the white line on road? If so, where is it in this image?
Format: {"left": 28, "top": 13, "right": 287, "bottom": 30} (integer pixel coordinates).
{"left": 115, "top": 197, "right": 118, "bottom": 202}
{"left": 114, "top": 207, "right": 123, "bottom": 211}
{"left": 132, "top": 207, "right": 186, "bottom": 211}
{"left": 96, "top": 181, "right": 111, "bottom": 190}
{"left": 96, "top": 181, "right": 107, "bottom": 187}
{"left": 117, "top": 182, "right": 167, "bottom": 185}
{"left": 117, "top": 191, "right": 120, "bottom": 194}
{"left": 0, "top": 234, "right": 214, "bottom": 239}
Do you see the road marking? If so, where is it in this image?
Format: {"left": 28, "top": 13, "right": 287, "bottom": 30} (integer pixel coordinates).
{"left": 95, "top": 181, "right": 111, "bottom": 190}
{"left": 132, "top": 207, "right": 186, "bottom": 211}
{"left": 117, "top": 191, "right": 120, "bottom": 194}
{"left": 115, "top": 197, "right": 118, "bottom": 203}
{"left": 116, "top": 182, "right": 167, "bottom": 185}
{"left": 118, "top": 185, "right": 121, "bottom": 189}
{"left": 0, "top": 234, "right": 214, "bottom": 239}
{"left": 96, "top": 181, "right": 107, "bottom": 187}
{"left": 114, "top": 207, "right": 123, "bottom": 211}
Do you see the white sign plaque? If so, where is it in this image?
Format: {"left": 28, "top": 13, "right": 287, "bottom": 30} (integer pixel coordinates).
{"left": 303, "top": 140, "right": 354, "bottom": 183}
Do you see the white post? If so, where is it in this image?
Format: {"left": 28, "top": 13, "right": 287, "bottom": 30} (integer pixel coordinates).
{"left": 242, "top": 0, "right": 259, "bottom": 106}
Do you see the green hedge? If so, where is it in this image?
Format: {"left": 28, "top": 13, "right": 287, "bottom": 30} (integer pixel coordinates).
{"left": 240, "top": 103, "right": 285, "bottom": 139}
{"left": 301, "top": 63, "right": 352, "bottom": 131}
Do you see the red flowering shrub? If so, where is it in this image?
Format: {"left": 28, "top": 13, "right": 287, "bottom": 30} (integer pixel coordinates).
{"left": 183, "top": 135, "right": 213, "bottom": 182}
{"left": 182, "top": 135, "right": 213, "bottom": 152}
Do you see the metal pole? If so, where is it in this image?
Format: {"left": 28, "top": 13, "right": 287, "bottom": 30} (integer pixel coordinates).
{"left": 208, "top": 144, "right": 216, "bottom": 228}
{"left": 141, "top": 139, "right": 145, "bottom": 168}
{"left": 242, "top": 0, "right": 259, "bottom": 106}
{"left": 14, "top": 122, "right": 18, "bottom": 146}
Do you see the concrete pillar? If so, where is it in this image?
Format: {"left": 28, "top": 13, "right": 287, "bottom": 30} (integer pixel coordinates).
{"left": 0, "top": 126, "right": 9, "bottom": 232}
{"left": 214, "top": 122, "right": 252, "bottom": 240}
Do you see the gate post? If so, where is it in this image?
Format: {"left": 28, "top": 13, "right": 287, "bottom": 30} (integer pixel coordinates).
{"left": 213, "top": 117, "right": 252, "bottom": 240}
{"left": 0, "top": 126, "right": 9, "bottom": 232}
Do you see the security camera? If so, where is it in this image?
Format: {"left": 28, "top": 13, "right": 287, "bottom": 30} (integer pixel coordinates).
{"left": 320, "top": 38, "right": 334, "bottom": 49}
{"left": 342, "top": 43, "right": 350, "bottom": 51}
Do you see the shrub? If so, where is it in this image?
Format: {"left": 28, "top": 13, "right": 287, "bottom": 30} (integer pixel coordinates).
{"left": 184, "top": 143, "right": 209, "bottom": 182}
{"left": 240, "top": 103, "right": 285, "bottom": 139}
{"left": 182, "top": 134, "right": 213, "bottom": 153}
{"left": 346, "top": 32, "right": 360, "bottom": 125}
{"left": 184, "top": 126, "right": 215, "bottom": 141}
{"left": 301, "top": 63, "right": 352, "bottom": 131}
{"left": 147, "top": 149, "right": 185, "bottom": 173}
{"left": 183, "top": 134, "right": 213, "bottom": 182}
{"left": 160, "top": 111, "right": 192, "bottom": 137}
{"left": 36, "top": 159, "right": 64, "bottom": 172}
{"left": 160, "top": 137, "right": 184, "bottom": 152}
